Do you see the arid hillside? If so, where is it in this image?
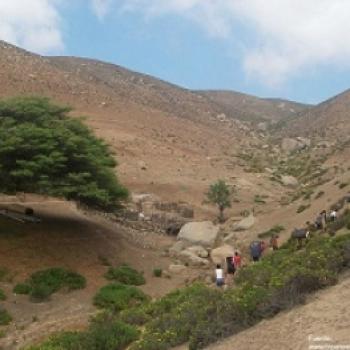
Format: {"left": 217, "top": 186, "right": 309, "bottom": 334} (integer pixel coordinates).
{"left": 198, "top": 90, "right": 310, "bottom": 122}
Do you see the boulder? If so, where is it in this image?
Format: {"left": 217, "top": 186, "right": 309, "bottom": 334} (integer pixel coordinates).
{"left": 233, "top": 214, "right": 255, "bottom": 231}
{"left": 211, "top": 244, "right": 235, "bottom": 265}
{"left": 178, "top": 250, "right": 209, "bottom": 267}
{"left": 168, "top": 264, "right": 187, "bottom": 274}
{"left": 281, "top": 175, "right": 299, "bottom": 188}
{"left": 281, "top": 137, "right": 311, "bottom": 153}
{"left": 169, "top": 241, "right": 186, "bottom": 257}
{"left": 177, "top": 221, "right": 219, "bottom": 248}
{"left": 186, "top": 245, "right": 209, "bottom": 258}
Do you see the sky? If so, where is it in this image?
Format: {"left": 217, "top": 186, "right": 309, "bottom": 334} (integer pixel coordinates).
{"left": 1, "top": 1, "right": 350, "bottom": 104}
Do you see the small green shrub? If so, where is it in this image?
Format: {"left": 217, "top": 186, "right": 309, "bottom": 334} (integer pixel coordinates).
{"left": 254, "top": 195, "right": 266, "bottom": 204}
{"left": 314, "top": 191, "right": 325, "bottom": 199}
{"left": 0, "top": 289, "right": 6, "bottom": 301}
{"left": 16, "top": 267, "right": 86, "bottom": 302}
{"left": 105, "top": 265, "right": 145, "bottom": 286}
{"left": 119, "top": 307, "right": 151, "bottom": 326}
{"left": 30, "top": 283, "right": 54, "bottom": 302}
{"left": 94, "top": 283, "right": 148, "bottom": 312}
{"left": 0, "top": 308, "right": 12, "bottom": 325}
{"left": 26, "top": 321, "right": 139, "bottom": 350}
{"left": 13, "top": 283, "right": 32, "bottom": 295}
{"left": 0, "top": 267, "right": 10, "bottom": 282}
{"left": 297, "top": 204, "right": 310, "bottom": 213}
{"left": 153, "top": 268, "right": 162, "bottom": 278}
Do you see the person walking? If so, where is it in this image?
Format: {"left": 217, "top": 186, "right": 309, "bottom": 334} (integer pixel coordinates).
{"left": 250, "top": 241, "right": 262, "bottom": 262}
{"left": 215, "top": 264, "right": 225, "bottom": 287}
{"left": 270, "top": 234, "right": 279, "bottom": 251}
{"left": 330, "top": 209, "right": 337, "bottom": 222}
{"left": 233, "top": 251, "right": 242, "bottom": 269}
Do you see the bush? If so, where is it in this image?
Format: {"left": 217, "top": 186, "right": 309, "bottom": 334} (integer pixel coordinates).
{"left": 0, "top": 308, "right": 12, "bottom": 325}
{"left": 0, "top": 289, "right": 6, "bottom": 301}
{"left": 13, "top": 283, "right": 32, "bottom": 295}
{"left": 119, "top": 307, "right": 151, "bottom": 326}
{"left": 94, "top": 283, "right": 148, "bottom": 312}
{"left": 339, "top": 182, "right": 349, "bottom": 189}
{"left": 27, "top": 321, "right": 139, "bottom": 350}
{"left": 315, "top": 191, "right": 325, "bottom": 199}
{"left": 297, "top": 204, "right": 310, "bottom": 213}
{"left": 16, "top": 267, "right": 86, "bottom": 302}
{"left": 153, "top": 268, "right": 162, "bottom": 278}
{"left": 105, "top": 265, "right": 145, "bottom": 286}
{"left": 28, "top": 234, "right": 350, "bottom": 350}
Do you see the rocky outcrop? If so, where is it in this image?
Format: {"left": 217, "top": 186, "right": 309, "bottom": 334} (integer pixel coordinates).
{"left": 178, "top": 250, "right": 209, "bottom": 267}
{"left": 233, "top": 214, "right": 255, "bottom": 231}
{"left": 186, "top": 245, "right": 209, "bottom": 258}
{"left": 281, "top": 137, "right": 311, "bottom": 153}
{"left": 211, "top": 244, "right": 235, "bottom": 265}
{"left": 177, "top": 221, "right": 219, "bottom": 248}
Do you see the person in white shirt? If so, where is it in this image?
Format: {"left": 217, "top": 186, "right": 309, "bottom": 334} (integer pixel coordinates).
{"left": 215, "top": 264, "right": 224, "bottom": 287}
{"left": 330, "top": 209, "right": 337, "bottom": 222}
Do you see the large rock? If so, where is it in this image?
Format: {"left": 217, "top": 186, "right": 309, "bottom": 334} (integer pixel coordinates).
{"left": 186, "top": 245, "right": 209, "bottom": 258}
{"left": 177, "top": 221, "right": 219, "bottom": 248}
{"left": 178, "top": 250, "right": 209, "bottom": 267}
{"left": 233, "top": 214, "right": 255, "bottom": 231}
{"left": 281, "top": 137, "right": 311, "bottom": 153}
{"left": 211, "top": 244, "right": 235, "bottom": 265}
{"left": 169, "top": 241, "right": 186, "bottom": 257}
{"left": 281, "top": 175, "right": 299, "bottom": 188}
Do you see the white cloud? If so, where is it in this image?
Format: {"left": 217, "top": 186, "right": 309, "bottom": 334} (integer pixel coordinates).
{"left": 95, "top": 0, "right": 350, "bottom": 85}
{"left": 91, "top": 0, "right": 114, "bottom": 20}
{"left": 0, "top": 0, "right": 64, "bottom": 54}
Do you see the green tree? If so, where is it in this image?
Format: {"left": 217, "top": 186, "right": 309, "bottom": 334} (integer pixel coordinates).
{"left": 205, "top": 179, "right": 232, "bottom": 222}
{"left": 0, "top": 96, "right": 128, "bottom": 210}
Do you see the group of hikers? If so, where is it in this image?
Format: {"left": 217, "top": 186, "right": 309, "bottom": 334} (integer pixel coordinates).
{"left": 214, "top": 204, "right": 344, "bottom": 287}
{"left": 215, "top": 252, "right": 241, "bottom": 287}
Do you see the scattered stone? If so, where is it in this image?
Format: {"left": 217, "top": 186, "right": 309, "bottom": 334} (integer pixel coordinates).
{"left": 233, "top": 214, "right": 255, "bottom": 231}
{"left": 186, "top": 245, "right": 209, "bottom": 258}
{"left": 169, "top": 241, "right": 186, "bottom": 257}
{"left": 281, "top": 175, "right": 299, "bottom": 188}
{"left": 168, "top": 264, "right": 187, "bottom": 274}
{"left": 178, "top": 250, "right": 209, "bottom": 267}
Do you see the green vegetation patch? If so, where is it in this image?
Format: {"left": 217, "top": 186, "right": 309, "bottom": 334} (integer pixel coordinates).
{"left": 0, "top": 308, "right": 12, "bottom": 326}
{"left": 26, "top": 320, "right": 139, "bottom": 350}
{"left": 28, "top": 234, "right": 350, "bottom": 350}
{"left": 153, "top": 268, "right": 162, "bottom": 278}
{"left": 16, "top": 267, "right": 86, "bottom": 302}
{"left": 0, "top": 96, "right": 128, "bottom": 210}
{"left": 13, "top": 283, "right": 32, "bottom": 295}
{"left": 297, "top": 204, "right": 311, "bottom": 213}
{"left": 94, "top": 283, "right": 148, "bottom": 312}
{"left": 105, "top": 265, "right": 145, "bottom": 286}
{"left": 130, "top": 234, "right": 350, "bottom": 349}
{"left": 0, "top": 289, "right": 6, "bottom": 301}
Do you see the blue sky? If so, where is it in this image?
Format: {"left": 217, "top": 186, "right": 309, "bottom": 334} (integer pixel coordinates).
{"left": 1, "top": 0, "right": 350, "bottom": 104}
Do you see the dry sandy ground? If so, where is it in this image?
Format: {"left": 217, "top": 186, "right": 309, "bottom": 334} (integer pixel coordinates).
{"left": 203, "top": 273, "right": 350, "bottom": 350}
{"left": 0, "top": 200, "right": 199, "bottom": 349}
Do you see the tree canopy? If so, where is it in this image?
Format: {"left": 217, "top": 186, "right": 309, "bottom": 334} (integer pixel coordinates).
{"left": 205, "top": 179, "right": 232, "bottom": 222}
{"left": 0, "top": 96, "right": 128, "bottom": 210}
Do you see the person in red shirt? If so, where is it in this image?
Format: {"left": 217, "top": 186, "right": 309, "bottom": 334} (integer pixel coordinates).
{"left": 233, "top": 251, "right": 242, "bottom": 268}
